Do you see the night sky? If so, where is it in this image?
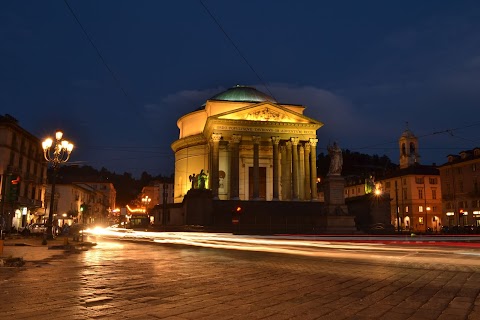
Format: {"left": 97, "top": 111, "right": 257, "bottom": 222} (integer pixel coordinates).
{"left": 2, "top": 1, "right": 480, "bottom": 177}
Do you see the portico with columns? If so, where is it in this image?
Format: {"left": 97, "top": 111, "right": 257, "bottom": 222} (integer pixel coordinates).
{"left": 171, "top": 85, "right": 323, "bottom": 204}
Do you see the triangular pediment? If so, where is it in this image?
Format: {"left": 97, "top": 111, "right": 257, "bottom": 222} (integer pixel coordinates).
{"left": 214, "top": 102, "right": 317, "bottom": 124}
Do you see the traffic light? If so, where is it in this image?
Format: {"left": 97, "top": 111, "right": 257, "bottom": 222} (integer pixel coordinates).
{"left": 7, "top": 176, "right": 20, "bottom": 202}
{"left": 232, "top": 206, "right": 242, "bottom": 224}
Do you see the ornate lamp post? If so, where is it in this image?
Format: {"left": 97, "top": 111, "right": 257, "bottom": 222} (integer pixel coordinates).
{"left": 42, "top": 130, "right": 73, "bottom": 242}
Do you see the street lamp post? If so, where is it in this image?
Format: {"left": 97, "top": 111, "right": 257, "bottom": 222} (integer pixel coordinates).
{"left": 42, "top": 130, "right": 73, "bottom": 243}
{"left": 142, "top": 196, "right": 151, "bottom": 213}
{"left": 425, "top": 206, "right": 431, "bottom": 232}
{"left": 423, "top": 177, "right": 428, "bottom": 233}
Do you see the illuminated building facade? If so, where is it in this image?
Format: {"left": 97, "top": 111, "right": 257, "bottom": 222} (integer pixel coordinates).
{"left": 0, "top": 114, "right": 47, "bottom": 230}
{"left": 44, "top": 182, "right": 116, "bottom": 227}
{"left": 438, "top": 148, "right": 480, "bottom": 228}
{"left": 172, "top": 85, "right": 323, "bottom": 204}
{"left": 141, "top": 180, "right": 174, "bottom": 209}
{"left": 380, "top": 128, "right": 442, "bottom": 232}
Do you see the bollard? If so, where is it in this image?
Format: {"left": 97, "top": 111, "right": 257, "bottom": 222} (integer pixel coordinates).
{"left": 0, "top": 239, "right": 3, "bottom": 256}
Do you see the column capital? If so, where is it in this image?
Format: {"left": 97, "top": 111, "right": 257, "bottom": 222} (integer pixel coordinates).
{"left": 212, "top": 133, "right": 222, "bottom": 142}
{"left": 285, "top": 141, "right": 292, "bottom": 148}
{"left": 304, "top": 142, "right": 311, "bottom": 152}
{"left": 231, "top": 134, "right": 242, "bottom": 144}
{"left": 309, "top": 138, "right": 318, "bottom": 147}
{"left": 271, "top": 136, "right": 281, "bottom": 145}
{"left": 290, "top": 137, "right": 299, "bottom": 145}
{"left": 252, "top": 136, "right": 261, "bottom": 144}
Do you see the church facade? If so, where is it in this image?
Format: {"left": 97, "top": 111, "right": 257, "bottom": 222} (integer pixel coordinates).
{"left": 171, "top": 85, "right": 323, "bottom": 204}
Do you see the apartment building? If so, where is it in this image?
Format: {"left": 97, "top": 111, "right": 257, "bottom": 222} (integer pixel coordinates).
{"left": 0, "top": 114, "right": 47, "bottom": 230}
{"left": 46, "top": 182, "right": 116, "bottom": 227}
{"left": 438, "top": 148, "right": 480, "bottom": 228}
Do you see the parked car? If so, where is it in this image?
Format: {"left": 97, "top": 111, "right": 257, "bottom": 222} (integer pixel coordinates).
{"left": 21, "top": 223, "right": 47, "bottom": 235}
{"left": 368, "top": 223, "right": 395, "bottom": 234}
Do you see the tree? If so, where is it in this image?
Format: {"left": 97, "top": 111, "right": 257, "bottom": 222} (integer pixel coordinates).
{"left": 317, "top": 149, "right": 397, "bottom": 179}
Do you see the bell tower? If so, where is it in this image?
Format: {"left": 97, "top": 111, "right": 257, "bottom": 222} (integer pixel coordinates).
{"left": 399, "top": 124, "right": 420, "bottom": 169}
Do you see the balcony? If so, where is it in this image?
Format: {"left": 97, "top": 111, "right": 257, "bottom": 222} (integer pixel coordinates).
{"left": 17, "top": 197, "right": 43, "bottom": 208}
{"left": 6, "top": 165, "right": 20, "bottom": 174}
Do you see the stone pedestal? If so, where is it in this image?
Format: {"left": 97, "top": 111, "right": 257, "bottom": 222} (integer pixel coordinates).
{"left": 322, "top": 175, "right": 357, "bottom": 233}
{"left": 184, "top": 189, "right": 213, "bottom": 226}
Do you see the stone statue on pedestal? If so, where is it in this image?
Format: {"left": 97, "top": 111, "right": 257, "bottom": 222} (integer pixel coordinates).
{"left": 327, "top": 142, "right": 343, "bottom": 176}
{"left": 189, "top": 173, "right": 197, "bottom": 190}
{"left": 197, "top": 169, "right": 208, "bottom": 190}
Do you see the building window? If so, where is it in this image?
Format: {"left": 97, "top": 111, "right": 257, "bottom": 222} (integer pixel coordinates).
{"left": 419, "top": 206, "right": 424, "bottom": 213}
{"left": 432, "top": 206, "right": 437, "bottom": 212}
{"left": 446, "top": 169, "right": 450, "bottom": 176}
{"left": 357, "top": 187, "right": 360, "bottom": 194}
{"left": 473, "top": 164, "right": 477, "bottom": 172}
{"left": 446, "top": 183, "right": 451, "bottom": 194}
{"left": 457, "top": 167, "right": 462, "bottom": 174}
{"left": 432, "top": 189, "right": 437, "bottom": 200}
{"left": 419, "top": 217, "right": 424, "bottom": 224}
{"left": 429, "top": 178, "right": 437, "bottom": 184}
{"left": 405, "top": 206, "right": 409, "bottom": 213}
{"left": 385, "top": 181, "right": 391, "bottom": 188}
{"left": 418, "top": 189, "right": 423, "bottom": 200}
{"left": 403, "top": 189, "right": 407, "bottom": 200}
{"left": 416, "top": 177, "right": 424, "bottom": 184}
{"left": 403, "top": 178, "right": 406, "bottom": 185}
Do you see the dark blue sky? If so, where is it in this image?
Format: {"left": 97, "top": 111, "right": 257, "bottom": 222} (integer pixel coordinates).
{"left": 2, "top": 1, "right": 480, "bottom": 177}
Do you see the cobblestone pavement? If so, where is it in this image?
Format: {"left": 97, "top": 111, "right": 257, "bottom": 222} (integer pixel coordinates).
{"left": 1, "top": 237, "right": 480, "bottom": 320}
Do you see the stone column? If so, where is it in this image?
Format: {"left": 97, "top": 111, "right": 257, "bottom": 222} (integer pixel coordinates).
{"left": 280, "top": 145, "right": 287, "bottom": 200}
{"left": 285, "top": 141, "right": 292, "bottom": 200}
{"left": 252, "top": 136, "right": 261, "bottom": 200}
{"left": 291, "top": 137, "right": 299, "bottom": 200}
{"left": 309, "top": 138, "right": 318, "bottom": 201}
{"left": 299, "top": 144, "right": 305, "bottom": 201}
{"left": 271, "top": 136, "right": 280, "bottom": 200}
{"left": 211, "top": 133, "right": 222, "bottom": 199}
{"left": 230, "top": 135, "right": 241, "bottom": 200}
{"left": 304, "top": 143, "right": 311, "bottom": 200}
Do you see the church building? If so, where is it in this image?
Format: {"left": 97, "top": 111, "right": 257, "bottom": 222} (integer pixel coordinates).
{"left": 171, "top": 85, "right": 323, "bottom": 204}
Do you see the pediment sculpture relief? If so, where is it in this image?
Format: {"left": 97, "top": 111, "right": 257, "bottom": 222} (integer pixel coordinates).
{"left": 245, "top": 107, "right": 289, "bottom": 122}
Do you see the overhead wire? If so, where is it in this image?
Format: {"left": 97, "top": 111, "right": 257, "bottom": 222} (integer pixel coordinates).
{"left": 63, "top": 0, "right": 137, "bottom": 109}
{"left": 352, "top": 121, "right": 480, "bottom": 152}
{"left": 199, "top": 0, "right": 276, "bottom": 101}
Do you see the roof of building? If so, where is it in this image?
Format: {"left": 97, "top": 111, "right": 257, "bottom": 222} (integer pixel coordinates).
{"left": 382, "top": 163, "right": 439, "bottom": 179}
{"left": 400, "top": 128, "right": 416, "bottom": 139}
{"left": 194, "top": 85, "right": 278, "bottom": 111}
{"left": 209, "top": 85, "right": 277, "bottom": 103}
{"left": 439, "top": 147, "right": 480, "bottom": 167}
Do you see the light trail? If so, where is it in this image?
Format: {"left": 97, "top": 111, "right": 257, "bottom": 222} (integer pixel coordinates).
{"left": 83, "top": 226, "right": 480, "bottom": 264}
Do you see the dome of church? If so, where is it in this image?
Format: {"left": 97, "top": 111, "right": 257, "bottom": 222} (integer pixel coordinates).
{"left": 401, "top": 128, "right": 416, "bottom": 138}
{"left": 209, "top": 85, "right": 277, "bottom": 103}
